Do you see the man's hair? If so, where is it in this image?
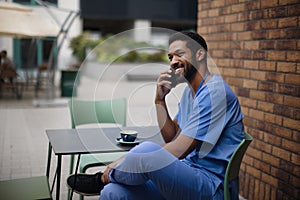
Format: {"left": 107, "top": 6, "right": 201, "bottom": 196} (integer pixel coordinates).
{"left": 168, "top": 31, "right": 208, "bottom": 53}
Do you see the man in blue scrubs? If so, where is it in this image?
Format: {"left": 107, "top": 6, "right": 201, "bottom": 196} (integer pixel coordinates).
{"left": 67, "top": 31, "right": 244, "bottom": 200}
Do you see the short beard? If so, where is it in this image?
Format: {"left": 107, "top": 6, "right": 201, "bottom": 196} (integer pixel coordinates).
{"left": 183, "top": 55, "right": 198, "bottom": 83}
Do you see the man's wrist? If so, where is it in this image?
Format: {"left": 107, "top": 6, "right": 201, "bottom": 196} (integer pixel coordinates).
{"left": 155, "top": 98, "right": 166, "bottom": 105}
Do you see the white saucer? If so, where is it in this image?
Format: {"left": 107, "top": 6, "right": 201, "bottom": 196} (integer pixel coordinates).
{"left": 115, "top": 138, "right": 141, "bottom": 145}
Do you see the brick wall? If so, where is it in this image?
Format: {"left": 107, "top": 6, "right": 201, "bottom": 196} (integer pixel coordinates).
{"left": 197, "top": 0, "right": 300, "bottom": 199}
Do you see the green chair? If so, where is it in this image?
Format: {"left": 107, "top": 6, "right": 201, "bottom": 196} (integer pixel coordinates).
{"left": 68, "top": 98, "right": 128, "bottom": 199}
{"left": 224, "top": 132, "right": 253, "bottom": 200}
{"left": 0, "top": 176, "right": 52, "bottom": 200}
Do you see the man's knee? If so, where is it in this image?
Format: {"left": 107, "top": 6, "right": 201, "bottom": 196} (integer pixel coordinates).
{"left": 100, "top": 183, "right": 129, "bottom": 200}
{"left": 130, "top": 141, "right": 161, "bottom": 153}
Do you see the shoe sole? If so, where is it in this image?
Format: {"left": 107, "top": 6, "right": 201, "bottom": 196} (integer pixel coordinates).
{"left": 66, "top": 182, "right": 100, "bottom": 196}
{"left": 66, "top": 173, "right": 103, "bottom": 196}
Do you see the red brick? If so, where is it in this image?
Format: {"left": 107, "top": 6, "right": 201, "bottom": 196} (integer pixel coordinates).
{"left": 236, "top": 69, "right": 250, "bottom": 78}
{"left": 247, "top": 165, "right": 262, "bottom": 179}
{"left": 273, "top": 126, "right": 293, "bottom": 139}
{"left": 244, "top": 60, "right": 259, "bottom": 69}
{"left": 280, "top": 159, "right": 300, "bottom": 177}
{"left": 264, "top": 113, "right": 283, "bottom": 126}
{"left": 232, "top": 3, "right": 245, "bottom": 13}
{"left": 268, "top": 29, "right": 286, "bottom": 39}
{"left": 283, "top": 96, "right": 300, "bottom": 109}
{"left": 267, "top": 51, "right": 286, "bottom": 61}
{"left": 290, "top": 176, "right": 300, "bottom": 190}
{"left": 262, "top": 173, "right": 279, "bottom": 187}
{"left": 219, "top": 6, "right": 231, "bottom": 15}
{"left": 252, "top": 30, "right": 268, "bottom": 40}
{"left": 208, "top": 8, "right": 219, "bottom": 17}
{"left": 231, "top": 22, "right": 245, "bottom": 32}
{"left": 230, "top": 59, "right": 243, "bottom": 68}
{"left": 254, "top": 139, "right": 272, "bottom": 154}
{"left": 277, "top": 62, "right": 297, "bottom": 72}
{"left": 222, "top": 67, "right": 236, "bottom": 76}
{"left": 279, "top": 0, "right": 300, "bottom": 6}
{"left": 282, "top": 138, "right": 300, "bottom": 153}
{"left": 249, "top": 10, "right": 264, "bottom": 20}
{"left": 285, "top": 27, "right": 300, "bottom": 39}
{"left": 240, "top": 97, "right": 257, "bottom": 109}
{"left": 244, "top": 41, "right": 259, "bottom": 50}
{"left": 238, "top": 12, "right": 249, "bottom": 22}
{"left": 254, "top": 179, "right": 260, "bottom": 198}
{"left": 197, "top": 27, "right": 208, "bottom": 34}
{"left": 211, "top": 50, "right": 223, "bottom": 58}
{"left": 257, "top": 101, "right": 274, "bottom": 112}
{"left": 261, "top": 19, "right": 278, "bottom": 29}
{"left": 259, "top": 61, "right": 276, "bottom": 71}
{"left": 245, "top": 21, "right": 260, "bottom": 31}
{"left": 228, "top": 78, "right": 244, "bottom": 88}
{"left": 259, "top": 41, "right": 276, "bottom": 50}
{"left": 258, "top": 181, "right": 266, "bottom": 200}
{"left": 270, "top": 167, "right": 287, "bottom": 182}
{"left": 262, "top": 0, "right": 279, "bottom": 8}
{"left": 231, "top": 41, "right": 243, "bottom": 50}
{"left": 250, "top": 70, "right": 266, "bottom": 80}
{"left": 268, "top": 7, "right": 287, "bottom": 18}
{"left": 252, "top": 50, "right": 266, "bottom": 60}
{"left": 225, "top": 14, "right": 238, "bottom": 23}
{"left": 272, "top": 146, "right": 291, "bottom": 160}
{"left": 264, "top": 184, "right": 271, "bottom": 200}
{"left": 276, "top": 84, "right": 300, "bottom": 96}
{"left": 218, "top": 41, "right": 231, "bottom": 49}
{"left": 250, "top": 90, "right": 265, "bottom": 100}
{"left": 243, "top": 79, "right": 257, "bottom": 89}
{"left": 198, "top": 10, "right": 208, "bottom": 18}
{"left": 291, "top": 153, "right": 300, "bottom": 165}
{"left": 249, "top": 108, "right": 264, "bottom": 120}
{"left": 266, "top": 72, "right": 285, "bottom": 83}
{"left": 283, "top": 117, "right": 300, "bottom": 130}
{"left": 287, "top": 51, "right": 300, "bottom": 62}
{"left": 276, "top": 40, "right": 297, "bottom": 50}
{"left": 258, "top": 81, "right": 275, "bottom": 92}
{"left": 210, "top": 0, "right": 225, "bottom": 8}
{"left": 264, "top": 132, "right": 282, "bottom": 147}
{"left": 274, "top": 104, "right": 294, "bottom": 118}
{"left": 266, "top": 93, "right": 284, "bottom": 104}
{"left": 237, "top": 31, "right": 252, "bottom": 40}
{"left": 278, "top": 17, "right": 298, "bottom": 28}
{"left": 245, "top": 0, "right": 261, "bottom": 10}
{"left": 287, "top": 4, "right": 300, "bottom": 16}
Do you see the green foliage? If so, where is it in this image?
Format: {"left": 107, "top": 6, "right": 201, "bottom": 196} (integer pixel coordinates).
{"left": 69, "top": 32, "right": 168, "bottom": 63}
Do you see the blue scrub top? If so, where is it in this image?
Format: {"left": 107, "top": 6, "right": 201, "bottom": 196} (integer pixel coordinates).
{"left": 175, "top": 74, "right": 244, "bottom": 180}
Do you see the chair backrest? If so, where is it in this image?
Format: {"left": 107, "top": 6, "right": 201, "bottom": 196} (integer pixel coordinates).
{"left": 0, "top": 69, "right": 17, "bottom": 79}
{"left": 224, "top": 132, "right": 253, "bottom": 200}
{"left": 68, "top": 98, "right": 127, "bottom": 128}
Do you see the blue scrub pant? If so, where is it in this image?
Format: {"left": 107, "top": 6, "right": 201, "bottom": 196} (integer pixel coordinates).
{"left": 99, "top": 141, "right": 223, "bottom": 200}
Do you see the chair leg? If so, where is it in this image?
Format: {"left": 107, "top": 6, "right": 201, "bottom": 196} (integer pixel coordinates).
{"left": 67, "top": 155, "right": 75, "bottom": 200}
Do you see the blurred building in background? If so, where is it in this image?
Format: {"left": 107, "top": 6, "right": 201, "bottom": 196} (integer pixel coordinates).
{"left": 0, "top": 0, "right": 197, "bottom": 71}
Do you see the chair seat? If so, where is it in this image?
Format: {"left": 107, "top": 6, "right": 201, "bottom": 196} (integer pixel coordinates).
{"left": 0, "top": 176, "right": 52, "bottom": 200}
{"left": 80, "top": 152, "right": 127, "bottom": 172}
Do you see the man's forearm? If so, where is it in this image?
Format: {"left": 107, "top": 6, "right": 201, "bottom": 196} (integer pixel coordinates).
{"left": 155, "top": 100, "right": 177, "bottom": 143}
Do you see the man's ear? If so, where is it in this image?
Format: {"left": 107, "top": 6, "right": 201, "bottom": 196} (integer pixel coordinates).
{"left": 196, "top": 49, "right": 206, "bottom": 62}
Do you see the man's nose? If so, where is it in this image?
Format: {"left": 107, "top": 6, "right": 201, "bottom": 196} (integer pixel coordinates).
{"left": 170, "top": 56, "right": 179, "bottom": 68}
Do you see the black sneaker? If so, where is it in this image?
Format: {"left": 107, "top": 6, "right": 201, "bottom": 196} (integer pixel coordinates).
{"left": 67, "top": 172, "right": 105, "bottom": 196}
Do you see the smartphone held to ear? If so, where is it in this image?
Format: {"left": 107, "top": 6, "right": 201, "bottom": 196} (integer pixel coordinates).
{"left": 169, "top": 69, "right": 179, "bottom": 88}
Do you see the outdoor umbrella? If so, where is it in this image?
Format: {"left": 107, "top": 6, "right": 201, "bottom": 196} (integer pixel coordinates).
{"left": 0, "top": 1, "right": 60, "bottom": 38}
